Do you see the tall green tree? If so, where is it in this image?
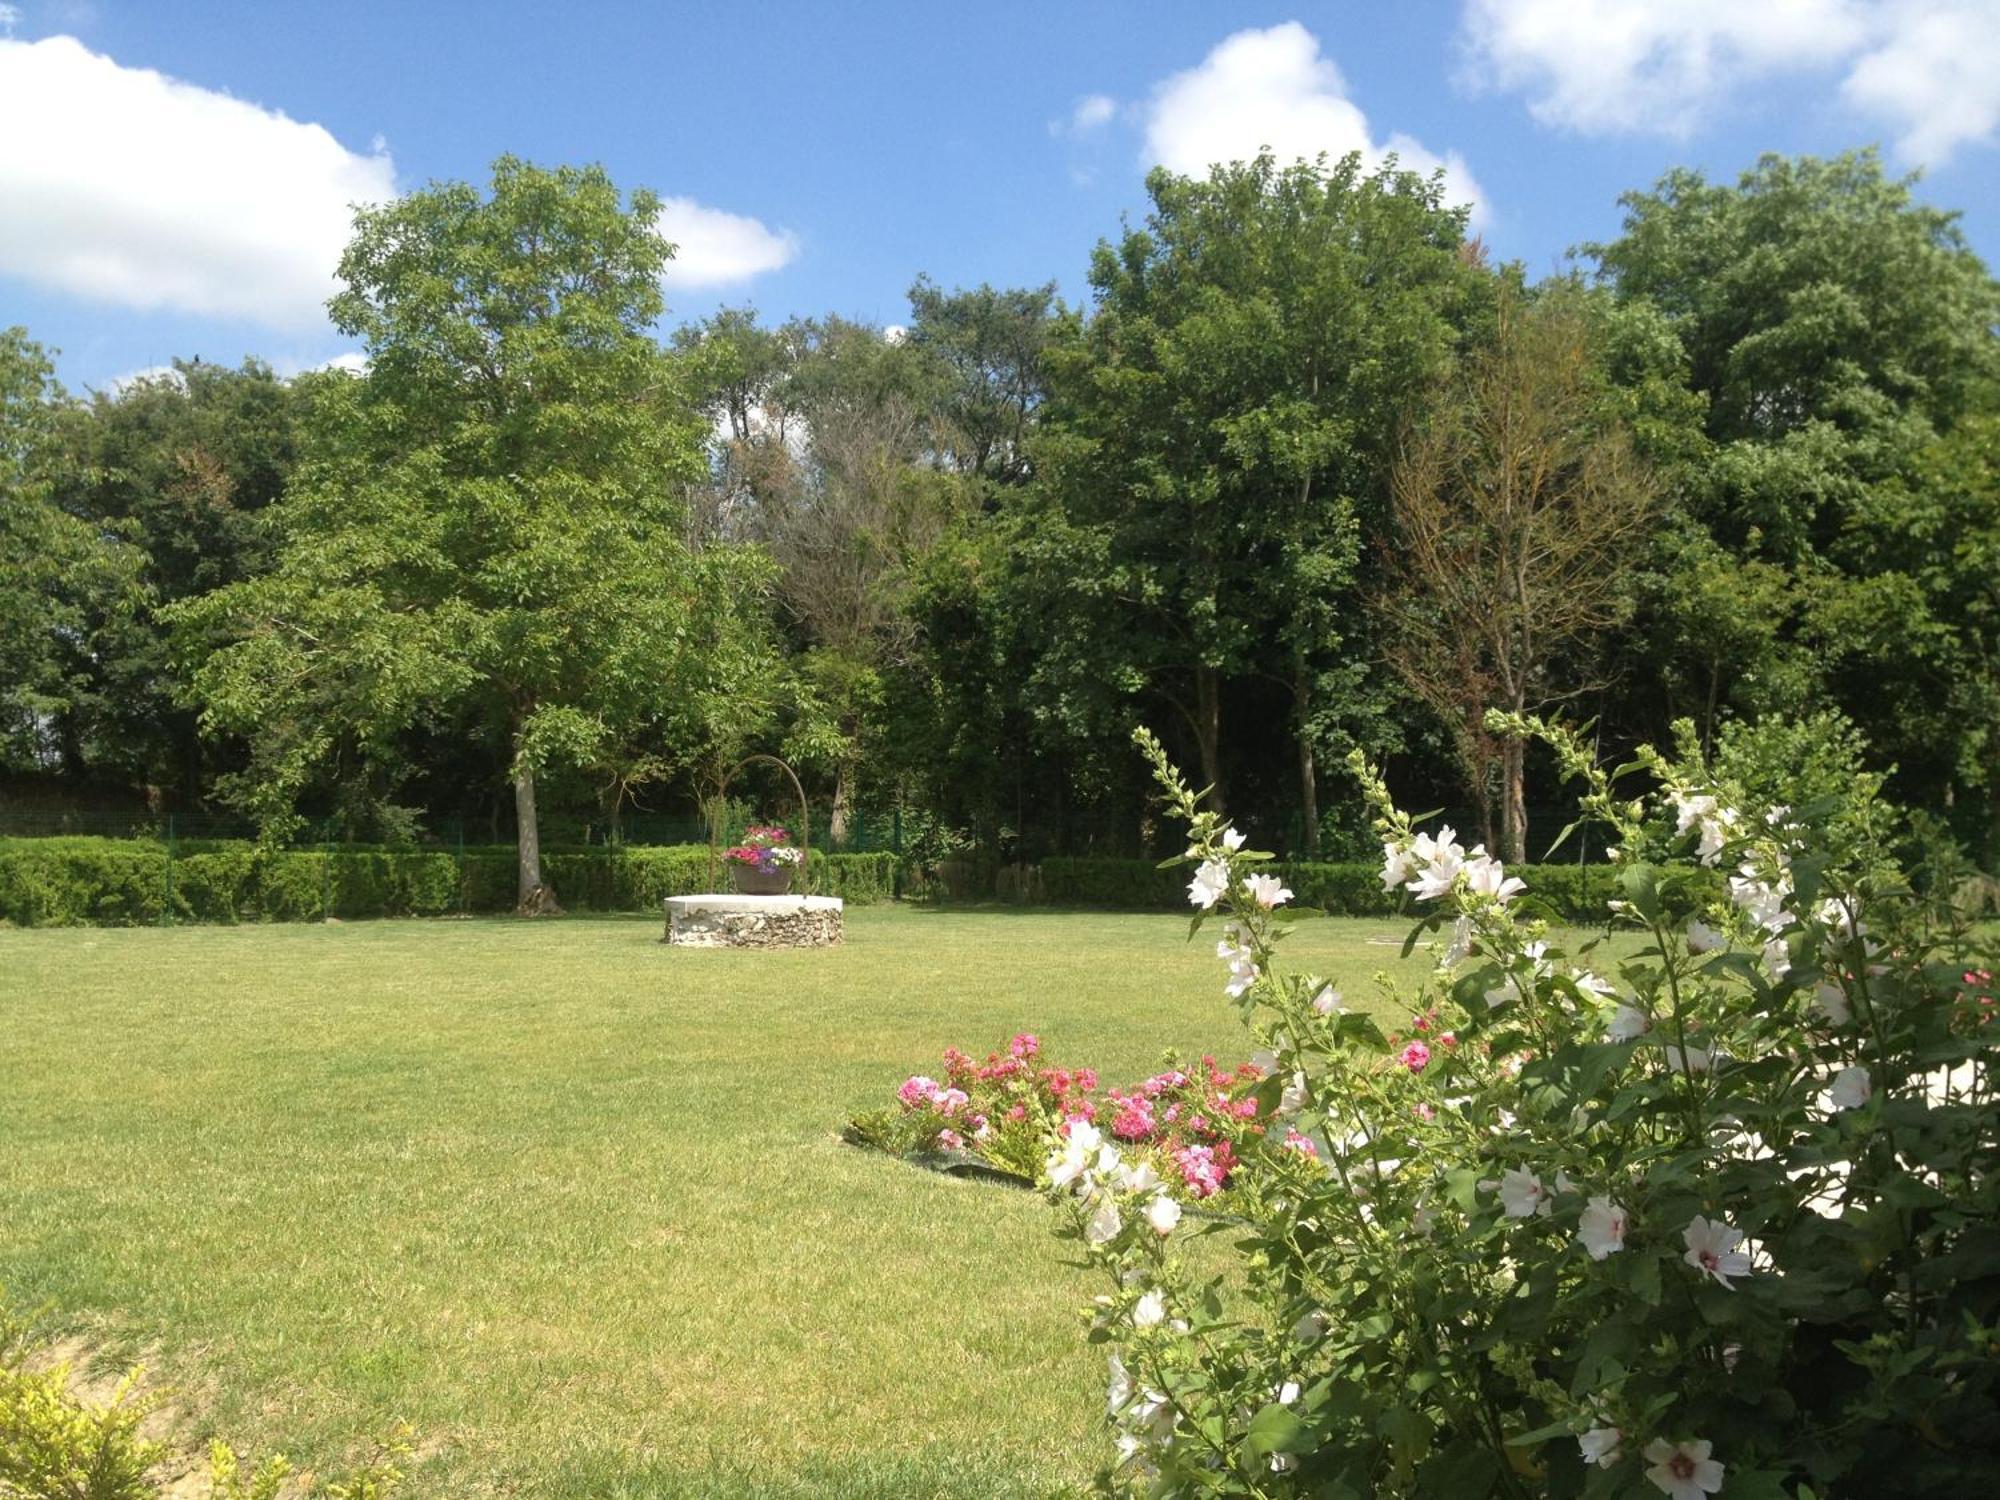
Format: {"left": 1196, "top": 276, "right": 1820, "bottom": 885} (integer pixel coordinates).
{"left": 1027, "top": 152, "right": 1474, "bottom": 833}
{"left": 48, "top": 358, "right": 301, "bottom": 796}
{"left": 905, "top": 275, "right": 1062, "bottom": 487}
{"left": 0, "top": 328, "right": 142, "bottom": 776}
{"left": 175, "top": 158, "right": 771, "bottom": 908}
{"left": 1587, "top": 149, "right": 2000, "bottom": 822}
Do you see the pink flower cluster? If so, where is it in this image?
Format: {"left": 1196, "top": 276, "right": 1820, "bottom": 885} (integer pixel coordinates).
{"left": 1387, "top": 1007, "right": 1458, "bottom": 1071}
{"left": 1107, "top": 1090, "right": 1157, "bottom": 1140}
{"left": 877, "top": 1036, "right": 1269, "bottom": 1195}
{"left": 1175, "top": 1141, "right": 1237, "bottom": 1198}
{"left": 1963, "top": 969, "right": 1995, "bottom": 1022}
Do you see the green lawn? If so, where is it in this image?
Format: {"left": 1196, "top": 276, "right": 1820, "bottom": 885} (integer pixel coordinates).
{"left": 0, "top": 906, "right": 1461, "bottom": 1498}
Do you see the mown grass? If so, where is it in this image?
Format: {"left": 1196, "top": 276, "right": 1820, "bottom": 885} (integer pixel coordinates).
{"left": 0, "top": 906, "right": 1521, "bottom": 1497}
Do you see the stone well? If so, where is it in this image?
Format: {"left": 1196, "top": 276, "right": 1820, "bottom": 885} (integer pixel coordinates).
{"left": 663, "top": 893, "right": 844, "bottom": 949}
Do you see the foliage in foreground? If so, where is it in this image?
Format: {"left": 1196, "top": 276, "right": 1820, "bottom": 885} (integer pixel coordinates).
{"left": 1037, "top": 724, "right": 1998, "bottom": 1497}
{"left": 0, "top": 1296, "right": 409, "bottom": 1499}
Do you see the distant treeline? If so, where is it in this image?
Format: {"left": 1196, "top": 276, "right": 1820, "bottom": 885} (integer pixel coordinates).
{"left": 3, "top": 146, "right": 1995, "bottom": 913}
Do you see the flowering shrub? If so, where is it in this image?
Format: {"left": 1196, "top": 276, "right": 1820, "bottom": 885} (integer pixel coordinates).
{"left": 847, "top": 1034, "right": 1268, "bottom": 1192}
{"left": 1042, "top": 721, "right": 1998, "bottom": 1497}
{"left": 723, "top": 824, "right": 805, "bottom": 872}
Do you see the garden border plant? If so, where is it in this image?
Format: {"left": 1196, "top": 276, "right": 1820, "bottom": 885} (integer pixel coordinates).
{"left": 0, "top": 839, "right": 897, "bottom": 927}
{"left": 0, "top": 1293, "right": 411, "bottom": 1500}
{"left": 1032, "top": 721, "right": 1997, "bottom": 1498}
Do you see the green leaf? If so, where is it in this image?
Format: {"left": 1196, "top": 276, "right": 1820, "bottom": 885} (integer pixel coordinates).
{"left": 1377, "top": 1404, "right": 1432, "bottom": 1463}
{"left": 1242, "top": 1402, "right": 1308, "bottom": 1458}
{"left": 1619, "top": 862, "right": 1663, "bottom": 923}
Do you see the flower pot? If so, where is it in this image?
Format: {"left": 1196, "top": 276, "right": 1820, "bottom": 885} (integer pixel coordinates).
{"left": 730, "top": 863, "right": 794, "bottom": 896}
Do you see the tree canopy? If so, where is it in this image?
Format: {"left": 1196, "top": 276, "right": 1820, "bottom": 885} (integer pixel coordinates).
{"left": 171, "top": 158, "right": 774, "bottom": 905}
{"left": 9, "top": 145, "right": 1999, "bottom": 875}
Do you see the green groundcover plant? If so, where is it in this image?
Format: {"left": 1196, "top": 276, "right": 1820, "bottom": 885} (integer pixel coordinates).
{"left": 1036, "top": 723, "right": 1998, "bottom": 1498}
{"left": 0, "top": 1295, "right": 409, "bottom": 1499}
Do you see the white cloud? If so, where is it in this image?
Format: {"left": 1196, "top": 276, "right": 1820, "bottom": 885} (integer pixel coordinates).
{"left": 0, "top": 35, "right": 397, "bottom": 329}
{"left": 0, "top": 6, "right": 19, "bottom": 38}
{"left": 881, "top": 324, "right": 908, "bottom": 345}
{"left": 1052, "top": 93, "right": 1117, "bottom": 137}
{"left": 655, "top": 197, "right": 799, "bottom": 288}
{"left": 1459, "top": 0, "right": 1867, "bottom": 136}
{"left": 100, "top": 349, "right": 366, "bottom": 394}
{"left": 99, "top": 364, "right": 182, "bottom": 396}
{"left": 1841, "top": 2, "right": 2000, "bottom": 163}
{"left": 1073, "top": 93, "right": 1117, "bottom": 131}
{"left": 1143, "top": 23, "right": 1487, "bottom": 223}
{"left": 1461, "top": 0, "right": 2000, "bottom": 164}
{"left": 271, "top": 349, "right": 368, "bottom": 379}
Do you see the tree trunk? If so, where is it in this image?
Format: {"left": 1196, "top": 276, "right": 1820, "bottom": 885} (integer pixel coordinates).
{"left": 1193, "top": 664, "right": 1226, "bottom": 815}
{"left": 1294, "top": 660, "right": 1319, "bottom": 857}
{"left": 1464, "top": 715, "right": 1497, "bottom": 852}
{"left": 513, "top": 761, "right": 560, "bottom": 915}
{"left": 1500, "top": 734, "right": 1527, "bottom": 865}
{"left": 830, "top": 761, "right": 854, "bottom": 848}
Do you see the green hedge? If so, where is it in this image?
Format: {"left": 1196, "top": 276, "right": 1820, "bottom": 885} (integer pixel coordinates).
{"left": 0, "top": 838, "right": 898, "bottom": 927}
{"left": 1039, "top": 856, "right": 1626, "bottom": 921}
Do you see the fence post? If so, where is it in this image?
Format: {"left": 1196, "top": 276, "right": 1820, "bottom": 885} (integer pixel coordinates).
{"left": 892, "top": 804, "right": 903, "bottom": 901}
{"left": 456, "top": 818, "right": 467, "bottom": 916}
{"left": 321, "top": 817, "right": 334, "bottom": 921}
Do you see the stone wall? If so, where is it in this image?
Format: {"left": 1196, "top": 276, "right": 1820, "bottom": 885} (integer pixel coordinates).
{"left": 664, "top": 894, "right": 844, "bottom": 948}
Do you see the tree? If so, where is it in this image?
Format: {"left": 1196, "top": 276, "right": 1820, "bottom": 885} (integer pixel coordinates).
{"left": 1834, "top": 411, "right": 2000, "bottom": 859}
{"left": 0, "top": 328, "right": 142, "bottom": 775}
{"left": 48, "top": 358, "right": 301, "bottom": 798}
{"left": 745, "top": 317, "right": 960, "bottom": 842}
{"left": 674, "top": 301, "right": 1038, "bottom": 846}
{"left": 905, "top": 275, "right": 1061, "bottom": 487}
{"left": 1028, "top": 152, "right": 1474, "bottom": 831}
{"left": 1382, "top": 288, "right": 1659, "bottom": 862}
{"left": 1586, "top": 149, "right": 2000, "bottom": 819}
{"left": 174, "top": 158, "right": 770, "bottom": 909}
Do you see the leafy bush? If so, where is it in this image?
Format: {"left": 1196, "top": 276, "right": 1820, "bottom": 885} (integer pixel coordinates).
{"left": 0, "top": 839, "right": 899, "bottom": 925}
{"left": 0, "top": 1295, "right": 409, "bottom": 1498}
{"left": 0, "top": 839, "right": 169, "bottom": 927}
{"left": 1036, "top": 723, "right": 2000, "bottom": 1497}
{"left": 0, "top": 1301, "right": 162, "bottom": 1500}
{"left": 812, "top": 849, "right": 898, "bottom": 904}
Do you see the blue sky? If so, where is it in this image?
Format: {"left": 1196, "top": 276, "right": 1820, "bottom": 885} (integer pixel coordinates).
{"left": 3, "top": 0, "right": 1996, "bottom": 391}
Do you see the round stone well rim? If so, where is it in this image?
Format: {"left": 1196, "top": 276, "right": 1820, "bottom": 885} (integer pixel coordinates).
{"left": 665, "top": 894, "right": 844, "bottom": 914}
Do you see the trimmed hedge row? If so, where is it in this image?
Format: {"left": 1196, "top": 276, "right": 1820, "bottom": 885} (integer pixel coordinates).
{"left": 0, "top": 837, "right": 897, "bottom": 927}
{"left": 1038, "top": 856, "right": 1626, "bottom": 922}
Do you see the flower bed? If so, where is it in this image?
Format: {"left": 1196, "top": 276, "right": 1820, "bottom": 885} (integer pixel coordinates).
{"left": 845, "top": 1033, "right": 1269, "bottom": 1199}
